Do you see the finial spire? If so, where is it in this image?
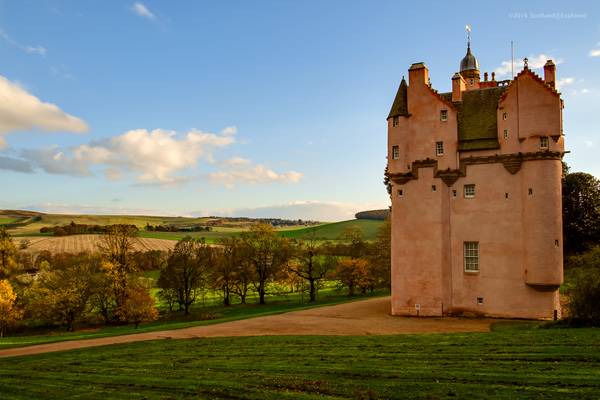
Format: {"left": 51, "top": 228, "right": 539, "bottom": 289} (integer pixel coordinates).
{"left": 466, "top": 25, "right": 472, "bottom": 49}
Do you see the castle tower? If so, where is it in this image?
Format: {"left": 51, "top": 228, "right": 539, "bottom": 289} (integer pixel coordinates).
{"left": 386, "top": 38, "right": 565, "bottom": 320}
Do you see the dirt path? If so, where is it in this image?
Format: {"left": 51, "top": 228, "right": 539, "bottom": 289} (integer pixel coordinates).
{"left": 0, "top": 297, "right": 495, "bottom": 358}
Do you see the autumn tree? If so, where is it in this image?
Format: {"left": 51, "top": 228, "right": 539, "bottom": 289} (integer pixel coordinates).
{"left": 158, "top": 237, "right": 212, "bottom": 315}
{"left": 0, "top": 227, "right": 17, "bottom": 279}
{"left": 27, "top": 255, "right": 97, "bottom": 331}
{"left": 339, "top": 225, "right": 367, "bottom": 259}
{"left": 367, "top": 218, "right": 391, "bottom": 289}
{"left": 334, "top": 258, "right": 372, "bottom": 296}
{"left": 213, "top": 237, "right": 250, "bottom": 306}
{"left": 97, "top": 225, "right": 138, "bottom": 311}
{"left": 243, "top": 224, "right": 292, "bottom": 305}
{"left": 0, "top": 279, "right": 22, "bottom": 338}
{"left": 118, "top": 284, "right": 158, "bottom": 328}
{"left": 291, "top": 231, "right": 335, "bottom": 302}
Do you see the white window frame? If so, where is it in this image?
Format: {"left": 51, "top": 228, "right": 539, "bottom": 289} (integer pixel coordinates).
{"left": 435, "top": 141, "right": 444, "bottom": 156}
{"left": 464, "top": 242, "right": 479, "bottom": 272}
{"left": 392, "top": 145, "right": 400, "bottom": 160}
{"left": 503, "top": 129, "right": 509, "bottom": 140}
{"left": 540, "top": 136, "right": 549, "bottom": 150}
{"left": 392, "top": 116, "right": 399, "bottom": 127}
{"left": 464, "top": 184, "right": 475, "bottom": 198}
{"left": 440, "top": 110, "right": 448, "bottom": 122}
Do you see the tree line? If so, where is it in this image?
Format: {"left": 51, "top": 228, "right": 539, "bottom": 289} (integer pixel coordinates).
{"left": 0, "top": 221, "right": 391, "bottom": 337}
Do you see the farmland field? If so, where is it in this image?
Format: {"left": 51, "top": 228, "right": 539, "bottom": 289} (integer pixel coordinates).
{"left": 18, "top": 235, "right": 176, "bottom": 254}
{"left": 0, "top": 325, "right": 598, "bottom": 399}
{"left": 279, "top": 219, "right": 383, "bottom": 241}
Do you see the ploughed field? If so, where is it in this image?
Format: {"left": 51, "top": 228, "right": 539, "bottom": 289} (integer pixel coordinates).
{"left": 18, "top": 235, "right": 175, "bottom": 254}
{"left": 0, "top": 325, "right": 597, "bottom": 399}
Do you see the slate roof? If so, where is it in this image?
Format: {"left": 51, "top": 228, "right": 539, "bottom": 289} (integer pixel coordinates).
{"left": 388, "top": 78, "right": 408, "bottom": 119}
{"left": 437, "top": 86, "right": 507, "bottom": 151}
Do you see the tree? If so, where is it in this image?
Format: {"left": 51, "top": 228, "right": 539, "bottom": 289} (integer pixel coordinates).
{"left": 567, "top": 252, "right": 600, "bottom": 325}
{"left": 158, "top": 237, "right": 211, "bottom": 315}
{"left": 563, "top": 172, "right": 600, "bottom": 255}
{"left": 27, "top": 255, "right": 96, "bottom": 331}
{"left": 97, "top": 225, "right": 138, "bottom": 311}
{"left": 0, "top": 280, "right": 22, "bottom": 338}
{"left": 334, "top": 258, "right": 372, "bottom": 296}
{"left": 339, "top": 226, "right": 367, "bottom": 260}
{"left": 290, "top": 231, "right": 334, "bottom": 302}
{"left": 367, "top": 218, "right": 391, "bottom": 290}
{"left": 0, "top": 227, "right": 17, "bottom": 279}
{"left": 213, "top": 237, "right": 250, "bottom": 306}
{"left": 118, "top": 284, "right": 158, "bottom": 328}
{"left": 243, "top": 224, "right": 292, "bottom": 305}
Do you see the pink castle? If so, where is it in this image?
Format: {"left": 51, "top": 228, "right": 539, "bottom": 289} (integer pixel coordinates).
{"left": 386, "top": 39, "right": 564, "bottom": 319}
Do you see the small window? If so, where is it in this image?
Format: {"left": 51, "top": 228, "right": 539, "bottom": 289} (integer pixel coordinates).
{"left": 464, "top": 242, "right": 479, "bottom": 272}
{"left": 470, "top": 79, "right": 474, "bottom": 85}
{"left": 503, "top": 129, "right": 509, "bottom": 140}
{"left": 464, "top": 184, "right": 475, "bottom": 198}
{"left": 528, "top": 188, "right": 533, "bottom": 196}
{"left": 505, "top": 193, "right": 509, "bottom": 199}
{"left": 502, "top": 112, "right": 508, "bottom": 120}
{"left": 392, "top": 145, "right": 400, "bottom": 160}
{"left": 431, "top": 185, "right": 436, "bottom": 192}
{"left": 392, "top": 116, "right": 399, "bottom": 127}
{"left": 540, "top": 136, "right": 549, "bottom": 149}
{"left": 397, "top": 189, "right": 403, "bottom": 197}
{"left": 452, "top": 190, "right": 457, "bottom": 197}
{"left": 436, "top": 141, "right": 444, "bottom": 156}
{"left": 477, "top": 297, "right": 484, "bottom": 305}
{"left": 440, "top": 110, "right": 448, "bottom": 122}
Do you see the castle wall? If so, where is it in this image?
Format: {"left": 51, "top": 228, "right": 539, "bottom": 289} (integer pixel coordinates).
{"left": 388, "top": 64, "right": 564, "bottom": 320}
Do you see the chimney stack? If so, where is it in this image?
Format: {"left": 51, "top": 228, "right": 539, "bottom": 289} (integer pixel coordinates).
{"left": 544, "top": 60, "right": 556, "bottom": 88}
{"left": 408, "top": 62, "right": 429, "bottom": 86}
{"left": 452, "top": 73, "right": 466, "bottom": 102}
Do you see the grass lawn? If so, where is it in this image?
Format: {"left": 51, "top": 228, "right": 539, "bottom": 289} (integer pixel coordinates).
{"left": 0, "top": 325, "right": 598, "bottom": 399}
{"left": 0, "top": 288, "right": 386, "bottom": 350}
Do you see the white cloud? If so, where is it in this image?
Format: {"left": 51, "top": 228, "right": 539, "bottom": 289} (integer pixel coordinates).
{"left": 0, "top": 75, "right": 88, "bottom": 148}
{"left": 585, "top": 140, "right": 594, "bottom": 148}
{"left": 208, "top": 159, "right": 303, "bottom": 188}
{"left": 581, "top": 88, "right": 591, "bottom": 94}
{"left": 589, "top": 49, "right": 600, "bottom": 57}
{"left": 0, "top": 29, "right": 47, "bottom": 56}
{"left": 556, "top": 77, "right": 575, "bottom": 90}
{"left": 131, "top": 2, "right": 156, "bottom": 20}
{"left": 19, "top": 127, "right": 237, "bottom": 184}
{"left": 494, "top": 54, "right": 562, "bottom": 77}
{"left": 194, "top": 200, "right": 387, "bottom": 222}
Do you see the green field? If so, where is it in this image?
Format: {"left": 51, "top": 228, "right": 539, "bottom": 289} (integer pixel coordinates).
{"left": 0, "top": 217, "right": 20, "bottom": 225}
{"left": 1, "top": 325, "right": 598, "bottom": 399}
{"left": 279, "top": 219, "right": 384, "bottom": 241}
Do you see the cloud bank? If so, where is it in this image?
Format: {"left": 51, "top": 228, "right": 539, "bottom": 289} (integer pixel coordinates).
{"left": 0, "top": 75, "right": 88, "bottom": 148}
{"left": 208, "top": 157, "right": 303, "bottom": 188}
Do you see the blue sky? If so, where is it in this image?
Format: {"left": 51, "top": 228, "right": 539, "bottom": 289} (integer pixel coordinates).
{"left": 0, "top": 0, "right": 598, "bottom": 220}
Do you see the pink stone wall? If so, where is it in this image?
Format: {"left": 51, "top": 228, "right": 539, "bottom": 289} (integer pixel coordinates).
{"left": 388, "top": 65, "right": 564, "bottom": 320}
